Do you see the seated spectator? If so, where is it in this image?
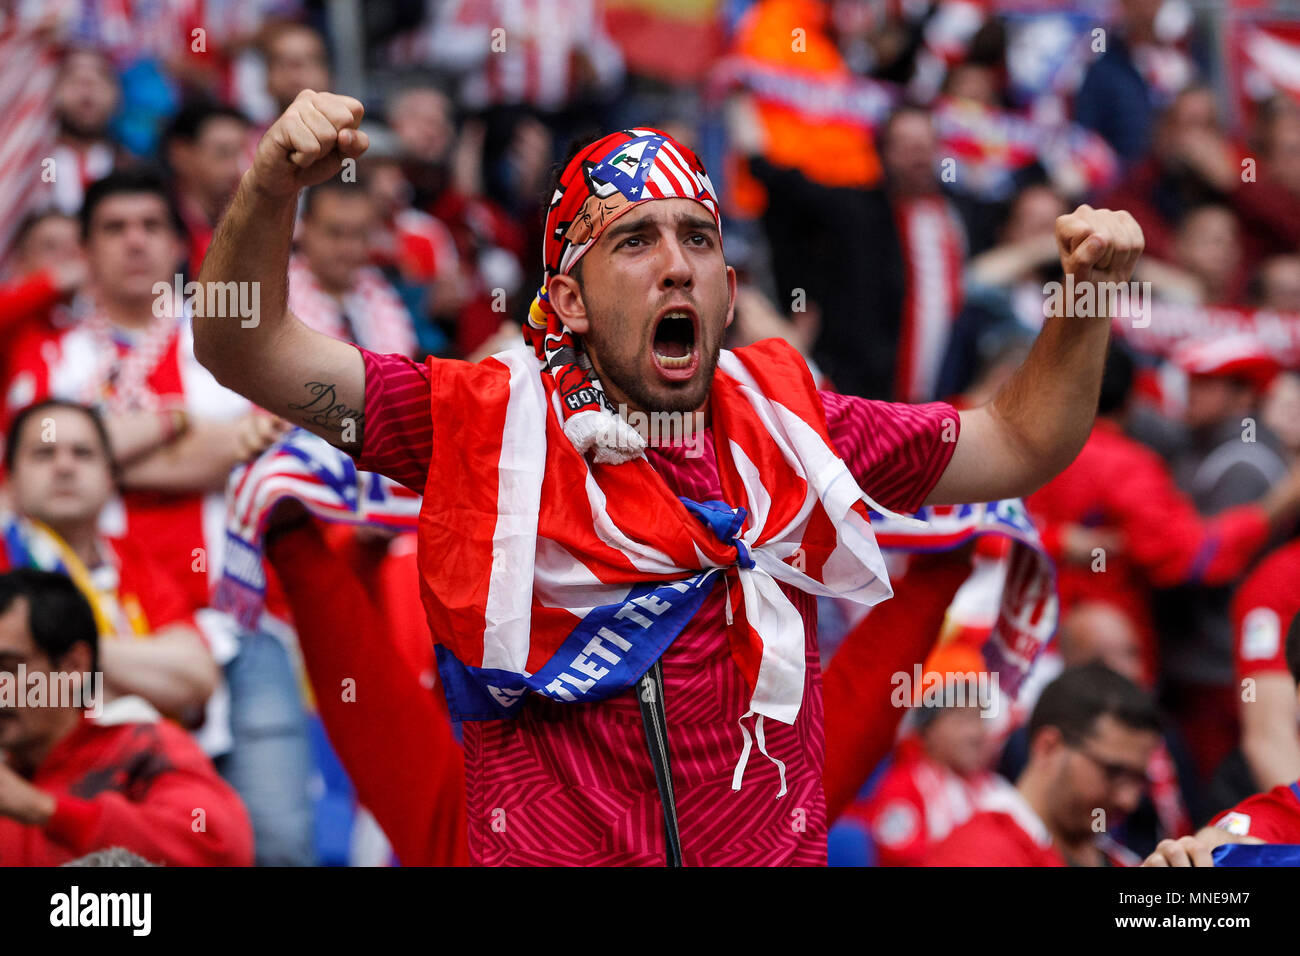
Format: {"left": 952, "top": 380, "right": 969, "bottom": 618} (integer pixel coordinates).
{"left": 1, "top": 399, "right": 218, "bottom": 720}
{"left": 848, "top": 653, "right": 1014, "bottom": 867}
{"left": 0, "top": 568, "right": 252, "bottom": 866}
{"left": 923, "top": 663, "right": 1161, "bottom": 866}
{"left": 998, "top": 602, "right": 1197, "bottom": 858}
{"left": 289, "top": 179, "right": 418, "bottom": 357}
{"left": 2, "top": 168, "right": 311, "bottom": 865}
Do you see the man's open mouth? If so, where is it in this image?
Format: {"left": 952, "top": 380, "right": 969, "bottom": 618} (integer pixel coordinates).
{"left": 651, "top": 308, "right": 700, "bottom": 380}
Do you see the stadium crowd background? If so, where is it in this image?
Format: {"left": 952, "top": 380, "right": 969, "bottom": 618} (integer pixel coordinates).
{"left": 2, "top": 0, "right": 1300, "bottom": 866}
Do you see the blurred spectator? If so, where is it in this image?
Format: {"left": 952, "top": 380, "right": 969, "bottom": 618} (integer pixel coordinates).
{"left": 0, "top": 211, "right": 86, "bottom": 407}
{"left": 1026, "top": 341, "right": 1300, "bottom": 685}
{"left": 1158, "top": 336, "right": 1292, "bottom": 780}
{"left": 361, "top": 151, "right": 462, "bottom": 356}
{"left": 878, "top": 106, "right": 967, "bottom": 403}
{"left": 3, "top": 168, "right": 313, "bottom": 865}
{"left": 1231, "top": 541, "right": 1300, "bottom": 793}
{"left": 1171, "top": 203, "right": 1243, "bottom": 305}
{"left": 936, "top": 183, "right": 1064, "bottom": 399}
{"left": 1074, "top": 0, "right": 1196, "bottom": 164}
{"left": 163, "top": 102, "right": 252, "bottom": 274}
{"left": 925, "top": 663, "right": 1160, "bottom": 866}
{"left": 396, "top": 0, "right": 623, "bottom": 118}
{"left": 998, "top": 602, "right": 1197, "bottom": 857}
{"left": 49, "top": 49, "right": 121, "bottom": 217}
{"left": 1145, "top": 618, "right": 1300, "bottom": 864}
{"left": 0, "top": 568, "right": 252, "bottom": 866}
{"left": 728, "top": 0, "right": 897, "bottom": 399}
{"left": 1253, "top": 254, "right": 1300, "bottom": 315}
{"left": 261, "top": 20, "right": 331, "bottom": 115}
{"left": 2, "top": 400, "right": 217, "bottom": 720}
{"left": 848, "top": 656, "right": 1012, "bottom": 867}
{"left": 1103, "top": 85, "right": 1300, "bottom": 291}
{"left": 289, "top": 179, "right": 417, "bottom": 357}
{"left": 386, "top": 82, "right": 529, "bottom": 355}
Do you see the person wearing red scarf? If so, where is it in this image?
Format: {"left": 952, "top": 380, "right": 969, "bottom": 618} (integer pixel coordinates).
{"left": 195, "top": 90, "right": 1143, "bottom": 865}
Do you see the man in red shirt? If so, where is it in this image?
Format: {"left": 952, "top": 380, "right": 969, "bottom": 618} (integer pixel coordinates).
{"left": 194, "top": 91, "right": 1143, "bottom": 865}
{"left": 0, "top": 568, "right": 252, "bottom": 866}
{"left": 2, "top": 399, "right": 217, "bottom": 721}
{"left": 1233, "top": 541, "right": 1300, "bottom": 791}
{"left": 849, "top": 662, "right": 1013, "bottom": 867}
{"left": 924, "top": 663, "right": 1161, "bottom": 866}
{"left": 1027, "top": 342, "right": 1300, "bottom": 685}
{"left": 1145, "top": 619, "right": 1300, "bottom": 865}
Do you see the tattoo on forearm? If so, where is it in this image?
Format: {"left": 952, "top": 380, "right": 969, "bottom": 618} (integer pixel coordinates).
{"left": 289, "top": 382, "right": 365, "bottom": 444}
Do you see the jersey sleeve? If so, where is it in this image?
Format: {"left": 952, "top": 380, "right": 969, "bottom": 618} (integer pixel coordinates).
{"left": 1211, "top": 783, "right": 1300, "bottom": 844}
{"left": 820, "top": 391, "right": 960, "bottom": 514}
{"left": 350, "top": 345, "right": 435, "bottom": 492}
{"left": 1232, "top": 549, "right": 1298, "bottom": 680}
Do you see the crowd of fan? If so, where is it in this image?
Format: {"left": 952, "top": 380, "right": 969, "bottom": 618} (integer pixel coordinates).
{"left": 1, "top": 0, "right": 1300, "bottom": 866}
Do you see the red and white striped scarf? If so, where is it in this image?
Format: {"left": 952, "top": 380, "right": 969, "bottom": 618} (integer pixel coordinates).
{"left": 894, "top": 196, "right": 966, "bottom": 403}
{"left": 418, "top": 338, "right": 905, "bottom": 757}
{"left": 287, "top": 254, "right": 417, "bottom": 357}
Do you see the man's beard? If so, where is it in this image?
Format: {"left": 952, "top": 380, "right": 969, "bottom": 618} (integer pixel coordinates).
{"left": 584, "top": 313, "right": 720, "bottom": 415}
{"left": 59, "top": 114, "right": 107, "bottom": 142}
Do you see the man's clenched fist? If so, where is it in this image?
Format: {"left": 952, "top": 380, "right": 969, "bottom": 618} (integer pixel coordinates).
{"left": 1055, "top": 205, "right": 1144, "bottom": 285}
{"left": 251, "top": 90, "right": 369, "bottom": 198}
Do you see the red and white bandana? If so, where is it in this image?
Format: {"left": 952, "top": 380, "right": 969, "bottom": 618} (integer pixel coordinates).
{"left": 524, "top": 128, "right": 721, "bottom": 463}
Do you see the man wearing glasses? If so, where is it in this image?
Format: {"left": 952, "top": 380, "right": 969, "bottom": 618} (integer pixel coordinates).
{"left": 924, "top": 662, "right": 1162, "bottom": 866}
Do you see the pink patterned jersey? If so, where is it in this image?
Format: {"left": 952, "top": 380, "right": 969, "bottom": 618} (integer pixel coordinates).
{"left": 351, "top": 346, "right": 960, "bottom": 865}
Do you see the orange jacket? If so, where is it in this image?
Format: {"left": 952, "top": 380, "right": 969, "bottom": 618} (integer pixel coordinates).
{"left": 730, "top": 0, "right": 882, "bottom": 214}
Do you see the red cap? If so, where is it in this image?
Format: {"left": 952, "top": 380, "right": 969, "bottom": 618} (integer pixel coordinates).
{"left": 1172, "top": 334, "right": 1282, "bottom": 392}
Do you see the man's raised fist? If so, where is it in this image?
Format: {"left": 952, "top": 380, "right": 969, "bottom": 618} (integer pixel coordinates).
{"left": 1054, "top": 205, "right": 1145, "bottom": 286}
{"left": 250, "top": 90, "right": 369, "bottom": 198}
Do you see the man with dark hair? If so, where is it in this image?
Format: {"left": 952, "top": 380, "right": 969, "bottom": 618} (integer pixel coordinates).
{"left": 163, "top": 102, "right": 253, "bottom": 272}
{"left": 1026, "top": 341, "right": 1300, "bottom": 684}
{"left": 1, "top": 399, "right": 217, "bottom": 720}
{"left": 0, "top": 569, "right": 253, "bottom": 865}
{"left": 1145, "top": 615, "right": 1300, "bottom": 865}
{"left": 925, "top": 663, "right": 1161, "bottom": 865}
{"left": 197, "top": 90, "right": 1143, "bottom": 866}
{"left": 288, "top": 179, "right": 416, "bottom": 356}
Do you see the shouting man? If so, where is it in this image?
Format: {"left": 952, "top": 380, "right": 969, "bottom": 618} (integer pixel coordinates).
{"left": 193, "top": 91, "right": 1143, "bottom": 866}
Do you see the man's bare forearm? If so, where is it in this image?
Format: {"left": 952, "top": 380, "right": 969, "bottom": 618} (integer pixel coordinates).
{"left": 189, "top": 91, "right": 369, "bottom": 452}
{"left": 988, "top": 310, "right": 1112, "bottom": 487}
{"left": 193, "top": 173, "right": 297, "bottom": 376}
